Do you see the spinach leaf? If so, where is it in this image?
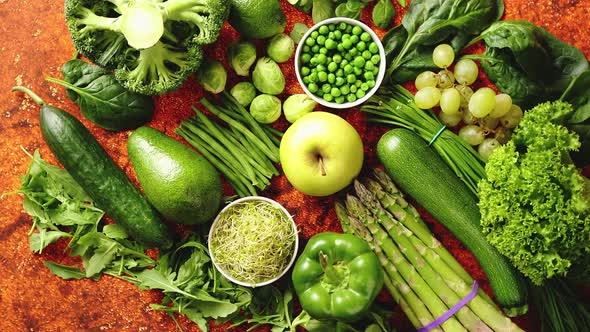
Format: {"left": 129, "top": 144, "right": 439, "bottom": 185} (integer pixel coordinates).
{"left": 560, "top": 70, "right": 590, "bottom": 166}
{"left": 372, "top": 0, "right": 396, "bottom": 29}
{"left": 46, "top": 59, "right": 154, "bottom": 131}
{"left": 383, "top": 0, "right": 504, "bottom": 82}
{"left": 312, "top": 0, "right": 335, "bottom": 23}
{"left": 476, "top": 20, "right": 589, "bottom": 108}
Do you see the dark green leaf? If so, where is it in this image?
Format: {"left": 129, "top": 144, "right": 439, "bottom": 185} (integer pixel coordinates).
{"left": 372, "top": 0, "right": 396, "bottom": 29}
{"left": 47, "top": 59, "right": 154, "bottom": 131}
{"left": 312, "top": 0, "right": 335, "bottom": 23}
{"left": 562, "top": 70, "right": 590, "bottom": 124}
{"left": 44, "top": 261, "right": 87, "bottom": 280}
{"left": 84, "top": 241, "right": 118, "bottom": 277}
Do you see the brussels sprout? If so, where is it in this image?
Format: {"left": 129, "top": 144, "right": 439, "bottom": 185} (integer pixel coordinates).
{"left": 228, "top": 40, "right": 257, "bottom": 76}
{"left": 196, "top": 60, "right": 227, "bottom": 94}
{"left": 250, "top": 94, "right": 282, "bottom": 124}
{"left": 252, "top": 57, "right": 285, "bottom": 95}
{"left": 290, "top": 23, "right": 309, "bottom": 44}
{"left": 230, "top": 82, "right": 257, "bottom": 106}
{"left": 267, "top": 33, "right": 295, "bottom": 63}
{"left": 283, "top": 94, "right": 317, "bottom": 123}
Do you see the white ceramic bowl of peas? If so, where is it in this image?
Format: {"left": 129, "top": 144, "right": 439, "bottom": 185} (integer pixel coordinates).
{"left": 294, "top": 17, "right": 386, "bottom": 109}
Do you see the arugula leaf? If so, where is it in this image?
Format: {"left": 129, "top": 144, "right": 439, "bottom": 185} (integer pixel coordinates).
{"left": 46, "top": 59, "right": 154, "bottom": 131}
{"left": 29, "top": 230, "right": 71, "bottom": 253}
{"left": 102, "top": 224, "right": 128, "bottom": 239}
{"left": 44, "top": 261, "right": 88, "bottom": 280}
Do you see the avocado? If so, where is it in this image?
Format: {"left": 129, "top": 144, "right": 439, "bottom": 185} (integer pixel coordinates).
{"left": 128, "top": 127, "right": 223, "bottom": 225}
{"left": 228, "top": 0, "right": 286, "bottom": 39}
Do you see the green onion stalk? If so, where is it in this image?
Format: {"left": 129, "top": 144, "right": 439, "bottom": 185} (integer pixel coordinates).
{"left": 362, "top": 85, "right": 485, "bottom": 194}
{"left": 176, "top": 95, "right": 282, "bottom": 197}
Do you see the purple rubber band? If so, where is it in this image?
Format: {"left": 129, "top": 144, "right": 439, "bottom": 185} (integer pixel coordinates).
{"left": 416, "top": 281, "right": 479, "bottom": 332}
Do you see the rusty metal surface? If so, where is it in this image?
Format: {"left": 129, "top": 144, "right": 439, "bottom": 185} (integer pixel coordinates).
{"left": 0, "top": 0, "right": 589, "bottom": 331}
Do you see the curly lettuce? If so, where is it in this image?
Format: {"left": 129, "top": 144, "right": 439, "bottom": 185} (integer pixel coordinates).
{"left": 478, "top": 101, "right": 590, "bottom": 286}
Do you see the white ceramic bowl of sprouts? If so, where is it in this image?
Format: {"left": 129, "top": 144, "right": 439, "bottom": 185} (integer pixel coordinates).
{"left": 294, "top": 17, "right": 387, "bottom": 109}
{"left": 208, "top": 196, "right": 299, "bottom": 287}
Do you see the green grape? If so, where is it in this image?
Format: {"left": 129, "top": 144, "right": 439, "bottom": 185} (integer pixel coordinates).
{"left": 459, "top": 125, "right": 485, "bottom": 146}
{"left": 456, "top": 84, "right": 474, "bottom": 106}
{"left": 432, "top": 44, "right": 455, "bottom": 68}
{"left": 480, "top": 116, "right": 499, "bottom": 131}
{"left": 468, "top": 87, "right": 496, "bottom": 118}
{"left": 453, "top": 59, "right": 479, "bottom": 85}
{"left": 439, "top": 110, "right": 463, "bottom": 127}
{"left": 500, "top": 104, "right": 523, "bottom": 128}
{"left": 437, "top": 70, "right": 455, "bottom": 89}
{"left": 415, "top": 71, "right": 439, "bottom": 90}
{"left": 414, "top": 87, "right": 441, "bottom": 109}
{"left": 495, "top": 126, "right": 513, "bottom": 144}
{"left": 478, "top": 138, "right": 501, "bottom": 162}
{"left": 439, "top": 88, "right": 461, "bottom": 114}
{"left": 462, "top": 106, "right": 477, "bottom": 124}
{"left": 488, "top": 93, "right": 513, "bottom": 118}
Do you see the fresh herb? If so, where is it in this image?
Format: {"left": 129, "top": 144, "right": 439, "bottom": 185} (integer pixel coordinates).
{"left": 478, "top": 100, "right": 590, "bottom": 286}
{"left": 372, "top": 0, "right": 395, "bottom": 29}
{"left": 176, "top": 93, "right": 282, "bottom": 197}
{"left": 45, "top": 59, "right": 154, "bottom": 131}
{"left": 363, "top": 85, "right": 485, "bottom": 194}
{"left": 382, "top": 0, "right": 504, "bottom": 83}
{"left": 465, "top": 20, "right": 589, "bottom": 108}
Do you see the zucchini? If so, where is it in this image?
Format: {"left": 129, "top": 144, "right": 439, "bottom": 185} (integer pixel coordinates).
{"left": 377, "top": 128, "right": 528, "bottom": 316}
{"left": 38, "top": 100, "right": 172, "bottom": 248}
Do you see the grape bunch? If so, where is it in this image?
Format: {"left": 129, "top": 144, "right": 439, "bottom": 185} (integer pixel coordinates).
{"left": 413, "top": 44, "right": 523, "bottom": 161}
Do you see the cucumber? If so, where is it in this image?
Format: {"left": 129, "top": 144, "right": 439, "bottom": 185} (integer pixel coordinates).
{"left": 377, "top": 128, "right": 528, "bottom": 316}
{"left": 39, "top": 104, "right": 172, "bottom": 248}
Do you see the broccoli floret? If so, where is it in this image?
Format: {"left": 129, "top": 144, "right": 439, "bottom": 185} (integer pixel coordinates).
{"left": 478, "top": 101, "right": 590, "bottom": 286}
{"left": 65, "top": 0, "right": 229, "bottom": 95}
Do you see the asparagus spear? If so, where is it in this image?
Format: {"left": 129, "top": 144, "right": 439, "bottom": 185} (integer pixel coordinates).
{"left": 348, "top": 193, "right": 490, "bottom": 332}
{"left": 370, "top": 171, "right": 497, "bottom": 308}
{"left": 410, "top": 236, "right": 525, "bottom": 332}
{"left": 345, "top": 195, "right": 467, "bottom": 332}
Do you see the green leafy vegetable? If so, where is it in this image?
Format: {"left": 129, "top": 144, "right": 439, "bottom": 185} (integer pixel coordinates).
{"left": 382, "top": 0, "right": 504, "bottom": 82}
{"left": 469, "top": 20, "right": 589, "bottom": 108}
{"left": 372, "top": 0, "right": 396, "bottom": 29}
{"left": 560, "top": 70, "right": 590, "bottom": 166}
{"left": 45, "top": 59, "right": 154, "bottom": 131}
{"left": 478, "top": 100, "right": 590, "bottom": 286}
{"left": 289, "top": 0, "right": 375, "bottom": 24}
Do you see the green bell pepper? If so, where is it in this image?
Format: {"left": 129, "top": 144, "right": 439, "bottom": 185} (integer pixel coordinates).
{"left": 292, "top": 232, "right": 384, "bottom": 321}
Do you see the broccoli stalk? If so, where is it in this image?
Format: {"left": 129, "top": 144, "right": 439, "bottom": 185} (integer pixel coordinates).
{"left": 65, "top": 0, "right": 229, "bottom": 95}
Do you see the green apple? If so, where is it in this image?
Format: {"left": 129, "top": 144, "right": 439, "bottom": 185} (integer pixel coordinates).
{"left": 280, "top": 112, "right": 364, "bottom": 196}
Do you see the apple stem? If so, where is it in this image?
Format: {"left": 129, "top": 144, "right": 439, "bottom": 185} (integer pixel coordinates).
{"left": 318, "top": 156, "right": 327, "bottom": 176}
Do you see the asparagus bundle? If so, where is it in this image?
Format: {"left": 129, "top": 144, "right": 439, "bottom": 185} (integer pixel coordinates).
{"left": 336, "top": 170, "right": 522, "bottom": 332}
{"left": 176, "top": 92, "right": 282, "bottom": 197}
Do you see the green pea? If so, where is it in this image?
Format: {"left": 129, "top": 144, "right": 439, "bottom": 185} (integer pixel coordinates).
{"left": 303, "top": 76, "right": 310, "bottom": 84}
{"left": 338, "top": 22, "right": 347, "bottom": 31}
{"left": 350, "top": 35, "right": 359, "bottom": 43}
{"left": 355, "top": 80, "right": 362, "bottom": 87}
{"left": 347, "top": 94, "right": 357, "bottom": 103}
{"left": 356, "top": 41, "right": 366, "bottom": 51}
{"left": 346, "top": 25, "right": 353, "bottom": 33}
{"left": 335, "top": 96, "right": 345, "bottom": 104}
{"left": 371, "top": 54, "right": 381, "bottom": 64}
{"left": 325, "top": 39, "right": 337, "bottom": 50}
{"left": 322, "top": 83, "right": 331, "bottom": 93}
{"left": 367, "top": 80, "right": 376, "bottom": 88}
{"left": 312, "top": 45, "right": 320, "bottom": 53}
{"left": 365, "top": 61, "right": 375, "bottom": 71}
{"left": 319, "top": 47, "right": 328, "bottom": 55}
{"left": 301, "top": 53, "right": 311, "bottom": 64}
{"left": 309, "top": 73, "right": 319, "bottom": 83}
{"left": 323, "top": 93, "right": 334, "bottom": 102}
{"left": 340, "top": 59, "right": 349, "bottom": 66}
{"left": 301, "top": 66, "right": 311, "bottom": 76}
{"left": 343, "top": 64, "right": 353, "bottom": 74}
{"left": 344, "top": 53, "right": 352, "bottom": 61}
{"left": 303, "top": 45, "right": 311, "bottom": 53}
{"left": 364, "top": 72, "right": 375, "bottom": 81}
{"left": 353, "top": 56, "right": 365, "bottom": 68}
{"left": 342, "top": 34, "right": 351, "bottom": 40}
{"left": 328, "top": 73, "right": 336, "bottom": 84}
{"left": 319, "top": 25, "right": 329, "bottom": 35}
{"left": 333, "top": 30, "right": 342, "bottom": 40}
{"left": 353, "top": 67, "right": 363, "bottom": 76}
{"left": 362, "top": 50, "right": 372, "bottom": 60}
{"left": 360, "top": 32, "right": 371, "bottom": 42}
{"left": 311, "top": 67, "right": 317, "bottom": 73}
{"left": 350, "top": 48, "right": 359, "bottom": 56}
{"left": 350, "top": 85, "right": 357, "bottom": 93}
{"left": 337, "top": 44, "right": 344, "bottom": 52}
{"left": 352, "top": 26, "right": 362, "bottom": 35}
{"left": 305, "top": 37, "right": 315, "bottom": 46}
{"left": 328, "top": 31, "right": 334, "bottom": 39}
{"left": 317, "top": 90, "right": 324, "bottom": 97}
{"left": 316, "top": 64, "right": 326, "bottom": 72}
{"left": 311, "top": 31, "right": 319, "bottom": 39}
{"left": 331, "top": 87, "right": 341, "bottom": 97}
{"left": 317, "top": 35, "right": 326, "bottom": 46}
{"left": 340, "top": 85, "right": 350, "bottom": 95}
{"left": 347, "top": 74, "right": 356, "bottom": 84}
{"left": 317, "top": 53, "right": 327, "bottom": 64}
{"left": 356, "top": 89, "right": 366, "bottom": 99}
{"left": 372, "top": 66, "right": 379, "bottom": 75}
{"left": 333, "top": 54, "right": 342, "bottom": 64}
{"left": 336, "top": 69, "right": 344, "bottom": 77}
{"left": 328, "top": 24, "right": 336, "bottom": 31}
{"left": 328, "top": 62, "right": 338, "bottom": 72}
{"left": 369, "top": 42, "right": 379, "bottom": 54}
{"left": 342, "top": 39, "right": 353, "bottom": 50}
{"left": 318, "top": 71, "right": 328, "bottom": 82}
{"left": 308, "top": 83, "right": 318, "bottom": 93}
{"left": 335, "top": 77, "right": 345, "bottom": 86}
{"left": 360, "top": 83, "right": 369, "bottom": 91}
